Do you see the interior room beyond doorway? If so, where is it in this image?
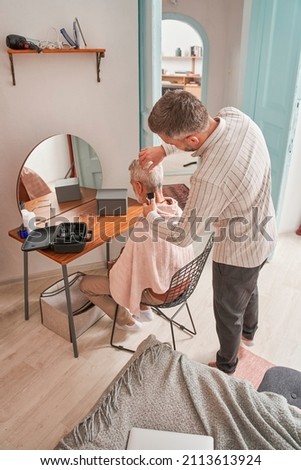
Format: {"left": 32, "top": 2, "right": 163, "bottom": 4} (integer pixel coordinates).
{"left": 161, "top": 19, "right": 203, "bottom": 100}
{"left": 161, "top": 19, "right": 203, "bottom": 176}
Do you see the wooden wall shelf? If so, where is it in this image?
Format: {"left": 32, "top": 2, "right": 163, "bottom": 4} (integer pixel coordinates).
{"left": 7, "top": 48, "right": 106, "bottom": 86}
{"left": 162, "top": 55, "right": 202, "bottom": 74}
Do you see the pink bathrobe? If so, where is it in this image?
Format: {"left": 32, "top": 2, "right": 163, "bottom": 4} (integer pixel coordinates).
{"left": 109, "top": 198, "right": 195, "bottom": 315}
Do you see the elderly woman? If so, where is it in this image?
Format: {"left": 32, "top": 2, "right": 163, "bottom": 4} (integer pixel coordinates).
{"left": 80, "top": 159, "right": 194, "bottom": 330}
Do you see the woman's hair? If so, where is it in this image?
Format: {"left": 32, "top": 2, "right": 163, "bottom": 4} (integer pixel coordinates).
{"left": 129, "top": 159, "right": 163, "bottom": 191}
{"left": 148, "top": 90, "right": 209, "bottom": 138}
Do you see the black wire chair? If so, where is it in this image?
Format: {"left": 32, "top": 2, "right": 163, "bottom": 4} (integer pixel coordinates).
{"left": 110, "top": 233, "right": 214, "bottom": 353}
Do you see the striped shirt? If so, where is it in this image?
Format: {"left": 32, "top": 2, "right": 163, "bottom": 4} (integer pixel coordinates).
{"left": 147, "top": 107, "right": 277, "bottom": 267}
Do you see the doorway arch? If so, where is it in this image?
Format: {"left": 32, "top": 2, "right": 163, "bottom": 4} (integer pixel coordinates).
{"left": 162, "top": 13, "right": 209, "bottom": 105}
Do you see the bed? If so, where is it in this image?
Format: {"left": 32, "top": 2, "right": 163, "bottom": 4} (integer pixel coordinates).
{"left": 55, "top": 335, "right": 301, "bottom": 450}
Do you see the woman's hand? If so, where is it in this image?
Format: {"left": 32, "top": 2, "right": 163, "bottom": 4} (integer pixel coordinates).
{"left": 107, "top": 259, "right": 116, "bottom": 273}
{"left": 138, "top": 145, "right": 166, "bottom": 171}
{"left": 107, "top": 247, "right": 124, "bottom": 273}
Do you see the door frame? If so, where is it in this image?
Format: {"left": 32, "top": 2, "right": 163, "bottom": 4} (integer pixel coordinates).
{"left": 138, "top": 0, "right": 162, "bottom": 149}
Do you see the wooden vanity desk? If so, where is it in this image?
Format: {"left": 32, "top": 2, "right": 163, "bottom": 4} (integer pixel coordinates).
{"left": 8, "top": 195, "right": 142, "bottom": 358}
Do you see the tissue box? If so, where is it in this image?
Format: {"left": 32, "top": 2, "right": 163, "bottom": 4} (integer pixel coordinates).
{"left": 55, "top": 177, "right": 81, "bottom": 203}
{"left": 96, "top": 188, "right": 128, "bottom": 216}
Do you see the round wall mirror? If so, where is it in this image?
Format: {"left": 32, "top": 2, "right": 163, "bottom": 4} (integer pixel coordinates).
{"left": 17, "top": 134, "right": 103, "bottom": 218}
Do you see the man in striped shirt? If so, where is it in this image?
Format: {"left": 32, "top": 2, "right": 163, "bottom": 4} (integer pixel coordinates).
{"left": 139, "top": 90, "right": 277, "bottom": 374}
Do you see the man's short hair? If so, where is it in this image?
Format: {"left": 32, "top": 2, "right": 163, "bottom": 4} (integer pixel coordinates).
{"left": 148, "top": 90, "right": 209, "bottom": 138}
{"left": 129, "top": 159, "right": 163, "bottom": 191}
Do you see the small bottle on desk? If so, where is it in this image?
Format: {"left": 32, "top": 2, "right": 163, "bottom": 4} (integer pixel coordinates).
{"left": 18, "top": 223, "right": 28, "bottom": 239}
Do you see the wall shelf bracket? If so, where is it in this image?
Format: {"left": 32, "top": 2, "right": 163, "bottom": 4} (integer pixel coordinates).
{"left": 7, "top": 48, "right": 106, "bottom": 86}
{"left": 8, "top": 53, "right": 16, "bottom": 86}
{"left": 96, "top": 51, "right": 105, "bottom": 82}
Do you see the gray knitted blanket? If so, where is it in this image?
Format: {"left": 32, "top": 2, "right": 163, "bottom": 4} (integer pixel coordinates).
{"left": 55, "top": 335, "right": 301, "bottom": 450}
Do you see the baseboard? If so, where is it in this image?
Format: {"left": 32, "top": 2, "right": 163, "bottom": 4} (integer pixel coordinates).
{"left": 0, "top": 261, "right": 107, "bottom": 287}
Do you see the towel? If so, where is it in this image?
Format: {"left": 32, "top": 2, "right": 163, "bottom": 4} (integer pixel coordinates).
{"left": 109, "top": 198, "right": 194, "bottom": 315}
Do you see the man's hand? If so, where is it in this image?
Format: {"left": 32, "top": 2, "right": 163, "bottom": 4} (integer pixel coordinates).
{"left": 139, "top": 145, "right": 166, "bottom": 171}
{"left": 142, "top": 198, "right": 157, "bottom": 217}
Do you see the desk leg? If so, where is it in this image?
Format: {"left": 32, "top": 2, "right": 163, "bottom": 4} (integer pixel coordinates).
{"left": 106, "top": 240, "right": 110, "bottom": 262}
{"left": 24, "top": 251, "right": 29, "bottom": 320}
{"left": 62, "top": 265, "right": 79, "bottom": 358}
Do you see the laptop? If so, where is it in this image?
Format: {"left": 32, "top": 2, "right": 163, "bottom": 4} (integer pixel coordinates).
{"left": 126, "top": 427, "right": 214, "bottom": 450}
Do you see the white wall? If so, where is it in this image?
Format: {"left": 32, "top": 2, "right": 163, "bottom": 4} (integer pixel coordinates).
{"left": 24, "top": 135, "right": 70, "bottom": 186}
{"left": 161, "top": 19, "right": 203, "bottom": 76}
{"left": 0, "top": 0, "right": 139, "bottom": 284}
{"left": 162, "top": 20, "right": 202, "bottom": 58}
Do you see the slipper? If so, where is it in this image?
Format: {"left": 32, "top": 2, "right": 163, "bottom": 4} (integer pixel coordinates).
{"left": 115, "top": 319, "right": 142, "bottom": 331}
{"left": 241, "top": 335, "right": 255, "bottom": 347}
{"left": 137, "top": 309, "right": 154, "bottom": 322}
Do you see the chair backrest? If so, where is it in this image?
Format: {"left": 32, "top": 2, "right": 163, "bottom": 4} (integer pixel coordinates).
{"left": 156, "top": 234, "right": 214, "bottom": 308}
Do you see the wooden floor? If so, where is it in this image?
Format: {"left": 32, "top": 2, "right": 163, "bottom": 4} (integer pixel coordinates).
{"left": 1, "top": 219, "right": 301, "bottom": 448}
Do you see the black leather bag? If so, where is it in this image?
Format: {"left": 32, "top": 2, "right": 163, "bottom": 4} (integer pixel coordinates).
{"left": 6, "top": 34, "right": 41, "bottom": 52}
{"left": 21, "top": 222, "right": 93, "bottom": 253}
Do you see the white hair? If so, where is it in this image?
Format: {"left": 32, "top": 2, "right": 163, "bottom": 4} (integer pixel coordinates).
{"left": 128, "top": 159, "right": 164, "bottom": 191}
